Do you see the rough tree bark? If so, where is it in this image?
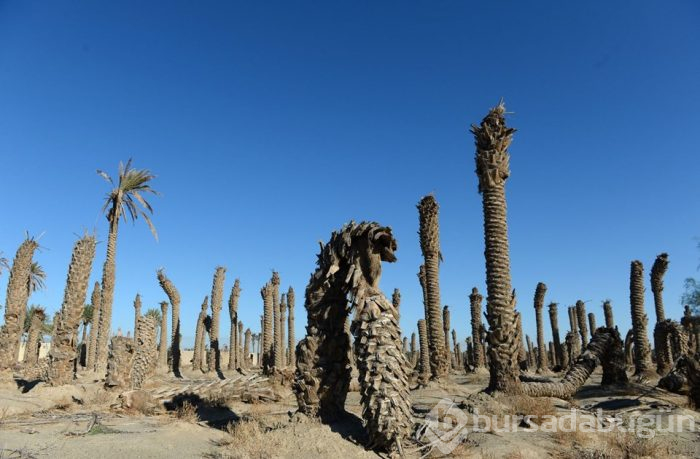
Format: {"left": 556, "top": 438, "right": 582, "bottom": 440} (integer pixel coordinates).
{"left": 533, "top": 282, "right": 548, "bottom": 372}
{"left": 227, "top": 279, "right": 241, "bottom": 371}
{"left": 192, "top": 296, "right": 208, "bottom": 371}
{"left": 548, "top": 302, "right": 564, "bottom": 370}
{"left": 157, "top": 269, "right": 181, "bottom": 376}
{"left": 630, "top": 260, "right": 653, "bottom": 377}
{"left": 287, "top": 286, "right": 295, "bottom": 366}
{"left": 209, "top": 266, "right": 226, "bottom": 374}
{"left": 603, "top": 300, "right": 614, "bottom": 328}
{"left": 158, "top": 301, "right": 168, "bottom": 369}
{"left": 469, "top": 287, "right": 486, "bottom": 370}
{"left": 86, "top": 281, "right": 101, "bottom": 370}
{"left": 23, "top": 308, "right": 45, "bottom": 365}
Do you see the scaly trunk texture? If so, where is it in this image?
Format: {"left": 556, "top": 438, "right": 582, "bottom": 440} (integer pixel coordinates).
{"left": 237, "top": 321, "right": 243, "bottom": 368}
{"left": 192, "top": 296, "right": 208, "bottom": 371}
{"left": 442, "top": 305, "right": 452, "bottom": 369}
{"left": 466, "top": 337, "right": 474, "bottom": 368}
{"left": 568, "top": 306, "right": 580, "bottom": 360}
{"left": 630, "top": 260, "right": 653, "bottom": 376}
{"left": 587, "top": 313, "right": 597, "bottom": 339}
{"left": 86, "top": 281, "right": 101, "bottom": 370}
{"left": 521, "top": 328, "right": 628, "bottom": 397}
{"left": 133, "top": 294, "right": 142, "bottom": 343}
{"left": 624, "top": 329, "right": 634, "bottom": 367}
{"left": 516, "top": 310, "right": 527, "bottom": 369}
{"left": 603, "top": 300, "right": 614, "bottom": 328}
{"left": 410, "top": 332, "right": 417, "bottom": 367}
{"left": 131, "top": 314, "right": 158, "bottom": 389}
{"left": 417, "top": 319, "right": 430, "bottom": 385}
{"left": 243, "top": 328, "right": 251, "bottom": 369}
{"left": 95, "top": 217, "right": 120, "bottom": 372}
{"left": 417, "top": 195, "right": 448, "bottom": 379}
{"left": 548, "top": 341, "right": 556, "bottom": 368}
{"left": 208, "top": 266, "right": 226, "bottom": 374}
{"left": 158, "top": 301, "right": 168, "bottom": 369}
{"left": 227, "top": 279, "right": 241, "bottom": 370}
{"left": 651, "top": 253, "right": 669, "bottom": 322}
{"left": 203, "top": 315, "right": 212, "bottom": 372}
{"left": 575, "top": 300, "right": 588, "bottom": 349}
{"left": 469, "top": 287, "right": 486, "bottom": 370}
{"left": 280, "top": 293, "right": 287, "bottom": 369}
{"left": 24, "top": 309, "right": 46, "bottom": 365}
{"left": 472, "top": 102, "right": 519, "bottom": 393}
{"left": 526, "top": 335, "right": 536, "bottom": 368}
{"left": 287, "top": 286, "right": 295, "bottom": 366}
{"left": 47, "top": 235, "right": 97, "bottom": 386}
{"left": 534, "top": 282, "right": 548, "bottom": 372}
{"left": 105, "top": 336, "right": 134, "bottom": 388}
{"left": 655, "top": 319, "right": 688, "bottom": 377}
{"left": 271, "top": 271, "right": 282, "bottom": 370}
{"left": 261, "top": 283, "right": 274, "bottom": 373}
{"left": 157, "top": 269, "right": 181, "bottom": 376}
{"left": 392, "top": 288, "right": 401, "bottom": 322}
{"left": 451, "top": 329, "right": 459, "bottom": 369}
{"left": 0, "top": 239, "right": 39, "bottom": 369}
{"left": 548, "top": 302, "right": 564, "bottom": 370}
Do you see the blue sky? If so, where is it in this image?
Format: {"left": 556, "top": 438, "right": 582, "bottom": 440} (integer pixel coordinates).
{"left": 1, "top": 1, "right": 699, "bottom": 348}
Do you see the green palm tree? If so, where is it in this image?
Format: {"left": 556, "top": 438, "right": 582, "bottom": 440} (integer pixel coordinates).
{"left": 94, "top": 159, "right": 159, "bottom": 370}
{"left": 81, "top": 304, "right": 94, "bottom": 344}
{"left": 144, "top": 308, "right": 162, "bottom": 331}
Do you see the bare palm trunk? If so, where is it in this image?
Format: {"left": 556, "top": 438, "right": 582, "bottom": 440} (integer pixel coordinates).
{"left": 472, "top": 103, "right": 519, "bottom": 393}
{"left": 227, "top": 279, "right": 240, "bottom": 371}
{"left": 243, "top": 328, "right": 251, "bottom": 369}
{"left": 133, "top": 294, "right": 142, "bottom": 343}
{"left": 469, "top": 288, "right": 485, "bottom": 370}
{"left": 47, "top": 235, "right": 97, "bottom": 385}
{"left": 95, "top": 218, "right": 119, "bottom": 372}
{"left": 603, "top": 300, "right": 614, "bottom": 328}
{"left": 287, "top": 287, "right": 295, "bottom": 366}
{"left": 534, "top": 282, "right": 548, "bottom": 372}
{"left": 86, "top": 282, "right": 101, "bottom": 370}
{"left": 0, "top": 239, "right": 38, "bottom": 369}
{"left": 209, "top": 266, "right": 226, "bottom": 374}
{"left": 261, "top": 283, "right": 274, "bottom": 373}
{"left": 158, "top": 301, "right": 168, "bottom": 369}
{"left": 280, "top": 294, "right": 287, "bottom": 369}
{"left": 192, "top": 297, "right": 208, "bottom": 371}
{"left": 392, "top": 288, "right": 401, "bottom": 322}
{"left": 271, "top": 272, "right": 282, "bottom": 370}
{"left": 516, "top": 310, "right": 527, "bottom": 369}
{"left": 410, "top": 332, "right": 417, "bottom": 367}
{"left": 651, "top": 253, "right": 671, "bottom": 375}
{"left": 442, "top": 305, "right": 452, "bottom": 369}
{"left": 417, "top": 319, "right": 430, "bottom": 385}
{"left": 587, "top": 313, "right": 597, "bottom": 339}
{"left": 418, "top": 196, "right": 448, "bottom": 379}
{"left": 548, "top": 302, "right": 564, "bottom": 370}
{"left": 24, "top": 309, "right": 45, "bottom": 365}
{"left": 575, "top": 300, "right": 588, "bottom": 349}
{"left": 630, "top": 260, "right": 653, "bottom": 376}
{"left": 157, "top": 269, "right": 181, "bottom": 376}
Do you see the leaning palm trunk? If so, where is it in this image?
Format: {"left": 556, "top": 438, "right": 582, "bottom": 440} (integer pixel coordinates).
{"left": 95, "top": 218, "right": 119, "bottom": 372}
{"left": 533, "top": 282, "right": 548, "bottom": 372}
{"left": 472, "top": 102, "right": 520, "bottom": 393}
{"left": 521, "top": 328, "right": 628, "bottom": 397}
{"left": 650, "top": 253, "right": 671, "bottom": 375}
{"left": 603, "top": 300, "right": 614, "bottom": 328}
{"left": 158, "top": 301, "right": 168, "bottom": 369}
{"left": 655, "top": 319, "right": 689, "bottom": 380}
{"left": 548, "top": 302, "right": 564, "bottom": 370}
{"left": 575, "top": 300, "right": 588, "bottom": 349}
{"left": 227, "top": 279, "right": 241, "bottom": 370}
{"left": 86, "top": 282, "right": 101, "bottom": 370}
{"left": 630, "top": 260, "right": 653, "bottom": 376}
{"left": 192, "top": 297, "right": 208, "bottom": 371}
{"left": 287, "top": 287, "right": 295, "bottom": 366}
{"left": 47, "top": 235, "right": 97, "bottom": 386}
{"left": 157, "top": 269, "right": 181, "bottom": 376}
{"left": 469, "top": 287, "right": 486, "bottom": 370}
{"left": 24, "top": 309, "right": 46, "bottom": 365}
{"left": 418, "top": 195, "right": 448, "bottom": 379}
{"left": 0, "top": 239, "right": 39, "bottom": 369}
{"left": 209, "top": 266, "right": 226, "bottom": 374}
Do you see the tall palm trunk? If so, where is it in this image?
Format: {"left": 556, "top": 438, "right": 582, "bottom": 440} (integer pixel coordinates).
{"left": 472, "top": 102, "right": 519, "bottom": 393}
{"left": 418, "top": 195, "right": 448, "bottom": 379}
{"left": 24, "top": 309, "right": 46, "bottom": 365}
{"left": 261, "top": 283, "right": 273, "bottom": 373}
{"left": 192, "top": 296, "right": 208, "bottom": 371}
{"left": 410, "top": 332, "right": 417, "bottom": 366}
{"left": 158, "top": 301, "right": 168, "bottom": 369}
{"left": 417, "top": 319, "right": 430, "bottom": 385}
{"left": 630, "top": 260, "right": 653, "bottom": 376}
{"left": 534, "top": 282, "right": 548, "bottom": 372}
{"left": 451, "top": 329, "right": 459, "bottom": 369}
{"left": 157, "top": 269, "right": 181, "bottom": 376}
{"left": 47, "top": 235, "right": 97, "bottom": 385}
{"left": 392, "top": 288, "right": 401, "bottom": 322}
{"left": 603, "top": 300, "right": 615, "bottom": 328}
{"left": 288, "top": 287, "right": 295, "bottom": 366}
{"left": 227, "top": 279, "right": 241, "bottom": 370}
{"left": 280, "top": 294, "right": 287, "bottom": 368}
{"left": 442, "top": 305, "right": 452, "bottom": 369}
{"left": 133, "top": 294, "right": 142, "bottom": 343}
{"left": 238, "top": 321, "right": 243, "bottom": 368}
{"left": 575, "top": 300, "right": 588, "bottom": 349}
{"left": 469, "top": 287, "right": 485, "bottom": 370}
{"left": 0, "top": 239, "right": 38, "bottom": 369}
{"left": 587, "top": 313, "right": 597, "bottom": 339}
{"left": 548, "top": 302, "right": 564, "bottom": 370}
{"left": 651, "top": 253, "right": 671, "bottom": 375}
{"left": 86, "top": 281, "right": 101, "bottom": 370}
{"left": 526, "top": 335, "right": 536, "bottom": 368}
{"left": 271, "top": 272, "right": 282, "bottom": 370}
{"left": 516, "top": 310, "right": 527, "bottom": 369}
{"left": 95, "top": 217, "right": 119, "bottom": 371}
{"left": 209, "top": 266, "right": 226, "bottom": 374}
{"left": 243, "top": 328, "right": 251, "bottom": 369}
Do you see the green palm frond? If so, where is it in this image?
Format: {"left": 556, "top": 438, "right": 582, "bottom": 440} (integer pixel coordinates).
{"left": 82, "top": 304, "right": 94, "bottom": 324}
{"left": 144, "top": 308, "right": 162, "bottom": 328}
{"left": 0, "top": 252, "right": 9, "bottom": 275}
{"left": 28, "top": 262, "right": 46, "bottom": 293}
{"left": 24, "top": 305, "right": 46, "bottom": 332}
{"left": 98, "top": 158, "right": 160, "bottom": 240}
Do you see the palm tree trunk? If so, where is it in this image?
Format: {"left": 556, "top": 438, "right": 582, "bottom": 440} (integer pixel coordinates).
{"left": 472, "top": 103, "right": 519, "bottom": 393}
{"left": 392, "top": 288, "right": 401, "bottom": 322}
{"left": 280, "top": 294, "right": 287, "bottom": 369}
{"left": 271, "top": 272, "right": 282, "bottom": 370}
{"left": 209, "top": 266, "right": 226, "bottom": 374}
{"left": 417, "top": 319, "right": 430, "bottom": 385}
{"left": 469, "top": 288, "right": 486, "bottom": 370}
{"left": 243, "top": 328, "right": 251, "bottom": 369}
{"left": 603, "top": 300, "right": 614, "bottom": 328}
{"left": 47, "top": 235, "right": 97, "bottom": 385}
{"left": 587, "top": 313, "right": 597, "bottom": 339}
{"left": 534, "top": 282, "right": 548, "bottom": 372}
{"left": 261, "top": 283, "right": 274, "bottom": 374}
{"left": 548, "top": 302, "right": 564, "bottom": 370}
{"left": 651, "top": 253, "right": 671, "bottom": 375}
{"left": 516, "top": 310, "right": 527, "bottom": 369}
{"left": 442, "top": 305, "right": 452, "bottom": 369}
{"left": 575, "top": 300, "right": 588, "bottom": 349}
{"left": 24, "top": 309, "right": 45, "bottom": 365}
{"left": 95, "top": 218, "right": 119, "bottom": 372}
{"left": 630, "top": 260, "right": 653, "bottom": 376}
{"left": 227, "top": 279, "right": 240, "bottom": 370}
{"left": 133, "top": 294, "right": 142, "bottom": 343}
{"left": 157, "top": 269, "right": 181, "bottom": 376}
{"left": 0, "top": 239, "right": 38, "bottom": 369}
{"left": 451, "top": 329, "right": 459, "bottom": 369}
{"left": 159, "top": 301, "right": 168, "bottom": 369}
{"left": 526, "top": 335, "right": 536, "bottom": 368}
{"left": 86, "top": 281, "right": 101, "bottom": 370}
{"left": 192, "top": 296, "right": 208, "bottom": 371}
{"left": 410, "top": 332, "right": 417, "bottom": 367}
{"left": 418, "top": 196, "right": 448, "bottom": 379}
{"left": 287, "top": 287, "right": 295, "bottom": 366}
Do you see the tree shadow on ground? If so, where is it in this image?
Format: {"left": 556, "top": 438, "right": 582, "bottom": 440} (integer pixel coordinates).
{"left": 164, "top": 393, "right": 240, "bottom": 429}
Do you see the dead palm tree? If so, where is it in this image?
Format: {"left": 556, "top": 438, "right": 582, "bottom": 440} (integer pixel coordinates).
{"left": 209, "top": 266, "right": 226, "bottom": 374}
{"left": 471, "top": 101, "right": 519, "bottom": 393}
{"left": 417, "top": 195, "right": 448, "bottom": 379}
{"left": 133, "top": 294, "right": 142, "bottom": 342}
{"left": 603, "top": 300, "right": 614, "bottom": 328}
{"left": 86, "top": 281, "right": 101, "bottom": 370}
{"left": 0, "top": 238, "right": 39, "bottom": 369}
{"left": 392, "top": 288, "right": 401, "bottom": 322}
{"left": 193, "top": 296, "right": 208, "bottom": 371}
{"left": 575, "top": 300, "right": 588, "bottom": 349}
{"left": 469, "top": 287, "right": 485, "bottom": 370}
{"left": 548, "top": 302, "right": 564, "bottom": 370}
{"left": 16, "top": 261, "right": 46, "bottom": 360}
{"left": 287, "top": 286, "right": 295, "bottom": 366}
{"left": 158, "top": 301, "right": 168, "bottom": 369}
{"left": 630, "top": 260, "right": 653, "bottom": 377}
{"left": 24, "top": 307, "right": 46, "bottom": 365}
{"left": 651, "top": 253, "right": 672, "bottom": 374}
{"left": 95, "top": 159, "right": 159, "bottom": 371}
{"left": 533, "top": 282, "right": 548, "bottom": 372}
{"left": 227, "top": 279, "right": 241, "bottom": 370}
{"left": 157, "top": 269, "right": 181, "bottom": 376}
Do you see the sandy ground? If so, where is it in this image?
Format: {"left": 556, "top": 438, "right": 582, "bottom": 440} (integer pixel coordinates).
{"left": 1, "top": 368, "right": 699, "bottom": 458}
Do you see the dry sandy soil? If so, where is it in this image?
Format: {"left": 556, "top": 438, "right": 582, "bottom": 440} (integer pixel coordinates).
{"left": 1, "top": 368, "right": 699, "bottom": 458}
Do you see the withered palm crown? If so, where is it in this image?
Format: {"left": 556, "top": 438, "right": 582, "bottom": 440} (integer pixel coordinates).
{"left": 650, "top": 253, "right": 669, "bottom": 322}
{"left": 95, "top": 159, "right": 159, "bottom": 372}
{"left": 417, "top": 194, "right": 448, "bottom": 379}
{"left": 471, "top": 101, "right": 519, "bottom": 393}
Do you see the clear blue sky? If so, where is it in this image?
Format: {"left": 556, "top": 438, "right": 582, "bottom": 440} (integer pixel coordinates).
{"left": 1, "top": 1, "right": 699, "bottom": 348}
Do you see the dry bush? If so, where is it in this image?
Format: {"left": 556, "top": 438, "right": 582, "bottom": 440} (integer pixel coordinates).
{"left": 53, "top": 397, "right": 73, "bottom": 411}
{"left": 606, "top": 432, "right": 672, "bottom": 458}
{"left": 175, "top": 401, "right": 199, "bottom": 423}
{"left": 504, "top": 395, "right": 556, "bottom": 424}
{"left": 212, "top": 419, "right": 279, "bottom": 459}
